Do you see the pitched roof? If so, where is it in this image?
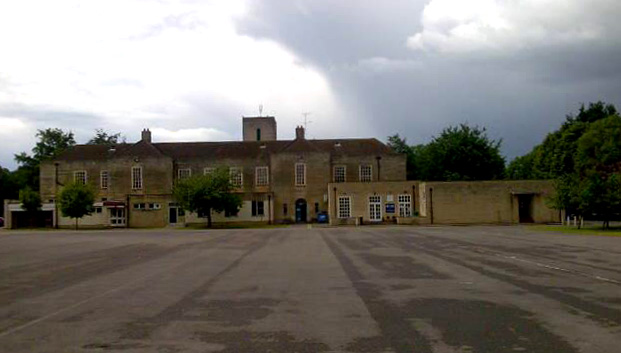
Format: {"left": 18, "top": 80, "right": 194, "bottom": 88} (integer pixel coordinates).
{"left": 54, "top": 138, "right": 397, "bottom": 162}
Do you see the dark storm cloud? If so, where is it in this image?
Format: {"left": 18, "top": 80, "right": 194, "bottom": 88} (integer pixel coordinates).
{"left": 238, "top": 0, "right": 621, "bottom": 159}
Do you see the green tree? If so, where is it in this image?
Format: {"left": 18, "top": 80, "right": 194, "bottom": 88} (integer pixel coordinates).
{"left": 19, "top": 187, "right": 41, "bottom": 213}
{"left": 87, "top": 129, "right": 124, "bottom": 145}
{"left": 0, "top": 166, "right": 19, "bottom": 216}
{"left": 419, "top": 124, "right": 505, "bottom": 181}
{"left": 14, "top": 128, "right": 76, "bottom": 191}
{"left": 575, "top": 115, "right": 621, "bottom": 228}
{"left": 58, "top": 182, "right": 95, "bottom": 230}
{"left": 172, "top": 168, "right": 242, "bottom": 227}
{"left": 507, "top": 101, "right": 616, "bottom": 179}
{"left": 387, "top": 134, "right": 420, "bottom": 180}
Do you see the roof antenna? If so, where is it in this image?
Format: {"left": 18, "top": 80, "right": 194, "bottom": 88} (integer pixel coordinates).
{"left": 302, "top": 112, "right": 312, "bottom": 130}
{"left": 259, "top": 104, "right": 263, "bottom": 117}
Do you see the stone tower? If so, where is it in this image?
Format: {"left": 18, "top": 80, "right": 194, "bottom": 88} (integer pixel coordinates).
{"left": 243, "top": 116, "right": 277, "bottom": 142}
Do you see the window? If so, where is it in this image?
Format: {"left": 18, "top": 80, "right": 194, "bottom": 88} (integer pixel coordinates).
{"left": 255, "top": 166, "right": 269, "bottom": 186}
{"left": 100, "top": 171, "right": 109, "bottom": 189}
{"left": 74, "top": 170, "right": 87, "bottom": 185}
{"left": 252, "top": 200, "right": 265, "bottom": 216}
{"left": 360, "top": 165, "right": 372, "bottom": 182}
{"left": 178, "top": 168, "right": 191, "bottom": 180}
{"left": 94, "top": 207, "right": 103, "bottom": 214}
{"left": 148, "top": 203, "right": 161, "bottom": 210}
{"left": 283, "top": 203, "right": 288, "bottom": 216}
{"left": 315, "top": 202, "right": 319, "bottom": 213}
{"left": 131, "top": 166, "right": 143, "bottom": 190}
{"left": 338, "top": 196, "right": 351, "bottom": 219}
{"left": 334, "top": 166, "right": 346, "bottom": 183}
{"left": 256, "top": 128, "right": 261, "bottom": 141}
{"left": 204, "top": 167, "right": 214, "bottom": 176}
{"left": 230, "top": 167, "right": 243, "bottom": 187}
{"left": 295, "top": 163, "right": 306, "bottom": 186}
{"left": 134, "top": 203, "right": 146, "bottom": 210}
{"left": 398, "top": 194, "right": 412, "bottom": 217}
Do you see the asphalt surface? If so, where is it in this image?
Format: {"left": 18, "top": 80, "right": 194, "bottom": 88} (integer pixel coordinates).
{"left": 0, "top": 226, "right": 620, "bottom": 352}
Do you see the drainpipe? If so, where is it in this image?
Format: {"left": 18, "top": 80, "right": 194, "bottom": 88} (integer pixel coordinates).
{"left": 375, "top": 156, "right": 382, "bottom": 181}
{"left": 333, "top": 187, "right": 337, "bottom": 226}
{"left": 268, "top": 194, "right": 272, "bottom": 225}
{"left": 54, "top": 162, "right": 59, "bottom": 229}
{"left": 126, "top": 195, "right": 130, "bottom": 228}
{"left": 412, "top": 184, "right": 416, "bottom": 214}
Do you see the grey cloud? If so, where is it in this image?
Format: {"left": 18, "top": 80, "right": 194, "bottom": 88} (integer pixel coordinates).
{"left": 237, "top": 1, "right": 621, "bottom": 160}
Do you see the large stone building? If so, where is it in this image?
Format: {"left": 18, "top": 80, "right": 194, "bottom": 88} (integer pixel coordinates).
{"left": 3, "top": 116, "right": 561, "bottom": 229}
{"left": 33, "top": 117, "right": 406, "bottom": 228}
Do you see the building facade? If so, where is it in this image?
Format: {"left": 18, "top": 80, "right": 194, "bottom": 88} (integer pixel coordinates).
{"left": 35, "top": 117, "right": 406, "bottom": 228}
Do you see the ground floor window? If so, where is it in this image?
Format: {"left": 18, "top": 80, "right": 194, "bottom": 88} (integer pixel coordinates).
{"left": 338, "top": 196, "right": 351, "bottom": 219}
{"left": 398, "top": 194, "right": 412, "bottom": 217}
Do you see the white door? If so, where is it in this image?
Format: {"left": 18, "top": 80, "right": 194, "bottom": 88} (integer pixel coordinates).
{"left": 369, "top": 196, "right": 382, "bottom": 222}
{"left": 110, "top": 208, "right": 126, "bottom": 227}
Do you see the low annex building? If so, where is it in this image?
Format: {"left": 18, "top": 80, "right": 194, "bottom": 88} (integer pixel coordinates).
{"left": 3, "top": 116, "right": 560, "bottom": 229}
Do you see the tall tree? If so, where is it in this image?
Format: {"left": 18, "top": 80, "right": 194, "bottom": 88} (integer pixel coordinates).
{"left": 419, "top": 124, "right": 505, "bottom": 181}
{"left": 172, "top": 168, "right": 242, "bottom": 227}
{"left": 546, "top": 114, "right": 621, "bottom": 228}
{"left": 387, "top": 134, "right": 420, "bottom": 180}
{"left": 0, "top": 166, "right": 18, "bottom": 216}
{"left": 58, "top": 182, "right": 95, "bottom": 230}
{"left": 14, "top": 128, "right": 75, "bottom": 190}
{"left": 87, "top": 129, "right": 124, "bottom": 145}
{"left": 507, "top": 101, "right": 616, "bottom": 179}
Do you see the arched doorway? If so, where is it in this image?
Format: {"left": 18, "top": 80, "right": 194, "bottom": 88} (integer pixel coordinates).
{"left": 295, "top": 199, "right": 307, "bottom": 223}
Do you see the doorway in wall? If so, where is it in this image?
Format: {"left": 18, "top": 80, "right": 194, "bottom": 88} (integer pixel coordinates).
{"left": 518, "top": 194, "right": 534, "bottom": 223}
{"left": 369, "top": 195, "right": 382, "bottom": 222}
{"left": 169, "top": 207, "right": 178, "bottom": 224}
{"left": 295, "top": 199, "right": 307, "bottom": 223}
{"left": 110, "top": 208, "right": 126, "bottom": 227}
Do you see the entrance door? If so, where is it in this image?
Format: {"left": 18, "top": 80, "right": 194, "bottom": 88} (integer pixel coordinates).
{"left": 369, "top": 196, "right": 382, "bottom": 222}
{"left": 110, "top": 208, "right": 126, "bottom": 227}
{"left": 169, "top": 207, "right": 178, "bottom": 224}
{"left": 295, "top": 199, "right": 307, "bottom": 223}
{"left": 518, "top": 195, "right": 534, "bottom": 223}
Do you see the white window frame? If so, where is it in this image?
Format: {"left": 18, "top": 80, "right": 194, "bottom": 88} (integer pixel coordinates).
{"left": 398, "top": 194, "right": 412, "bottom": 217}
{"left": 178, "top": 168, "right": 191, "bottom": 180}
{"left": 334, "top": 165, "right": 346, "bottom": 183}
{"left": 369, "top": 195, "right": 382, "bottom": 221}
{"left": 229, "top": 167, "right": 243, "bottom": 188}
{"left": 338, "top": 196, "right": 352, "bottom": 219}
{"left": 359, "top": 164, "right": 372, "bottom": 182}
{"left": 100, "top": 170, "right": 109, "bottom": 189}
{"left": 131, "top": 166, "right": 143, "bottom": 190}
{"left": 204, "top": 167, "right": 214, "bottom": 176}
{"left": 74, "top": 170, "right": 87, "bottom": 185}
{"left": 295, "top": 163, "right": 306, "bottom": 186}
{"left": 255, "top": 166, "right": 269, "bottom": 186}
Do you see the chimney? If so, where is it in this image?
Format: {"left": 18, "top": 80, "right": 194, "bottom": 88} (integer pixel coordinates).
{"left": 295, "top": 125, "right": 305, "bottom": 140}
{"left": 141, "top": 128, "right": 152, "bottom": 143}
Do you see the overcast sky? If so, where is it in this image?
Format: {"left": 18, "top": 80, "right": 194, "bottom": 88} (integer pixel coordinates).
{"left": 1, "top": 0, "right": 620, "bottom": 170}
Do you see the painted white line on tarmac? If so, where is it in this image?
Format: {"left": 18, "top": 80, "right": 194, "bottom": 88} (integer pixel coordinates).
{"left": 496, "top": 254, "right": 621, "bottom": 285}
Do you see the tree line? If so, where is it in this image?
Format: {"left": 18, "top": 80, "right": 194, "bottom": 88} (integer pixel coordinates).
{"left": 387, "top": 101, "right": 621, "bottom": 228}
